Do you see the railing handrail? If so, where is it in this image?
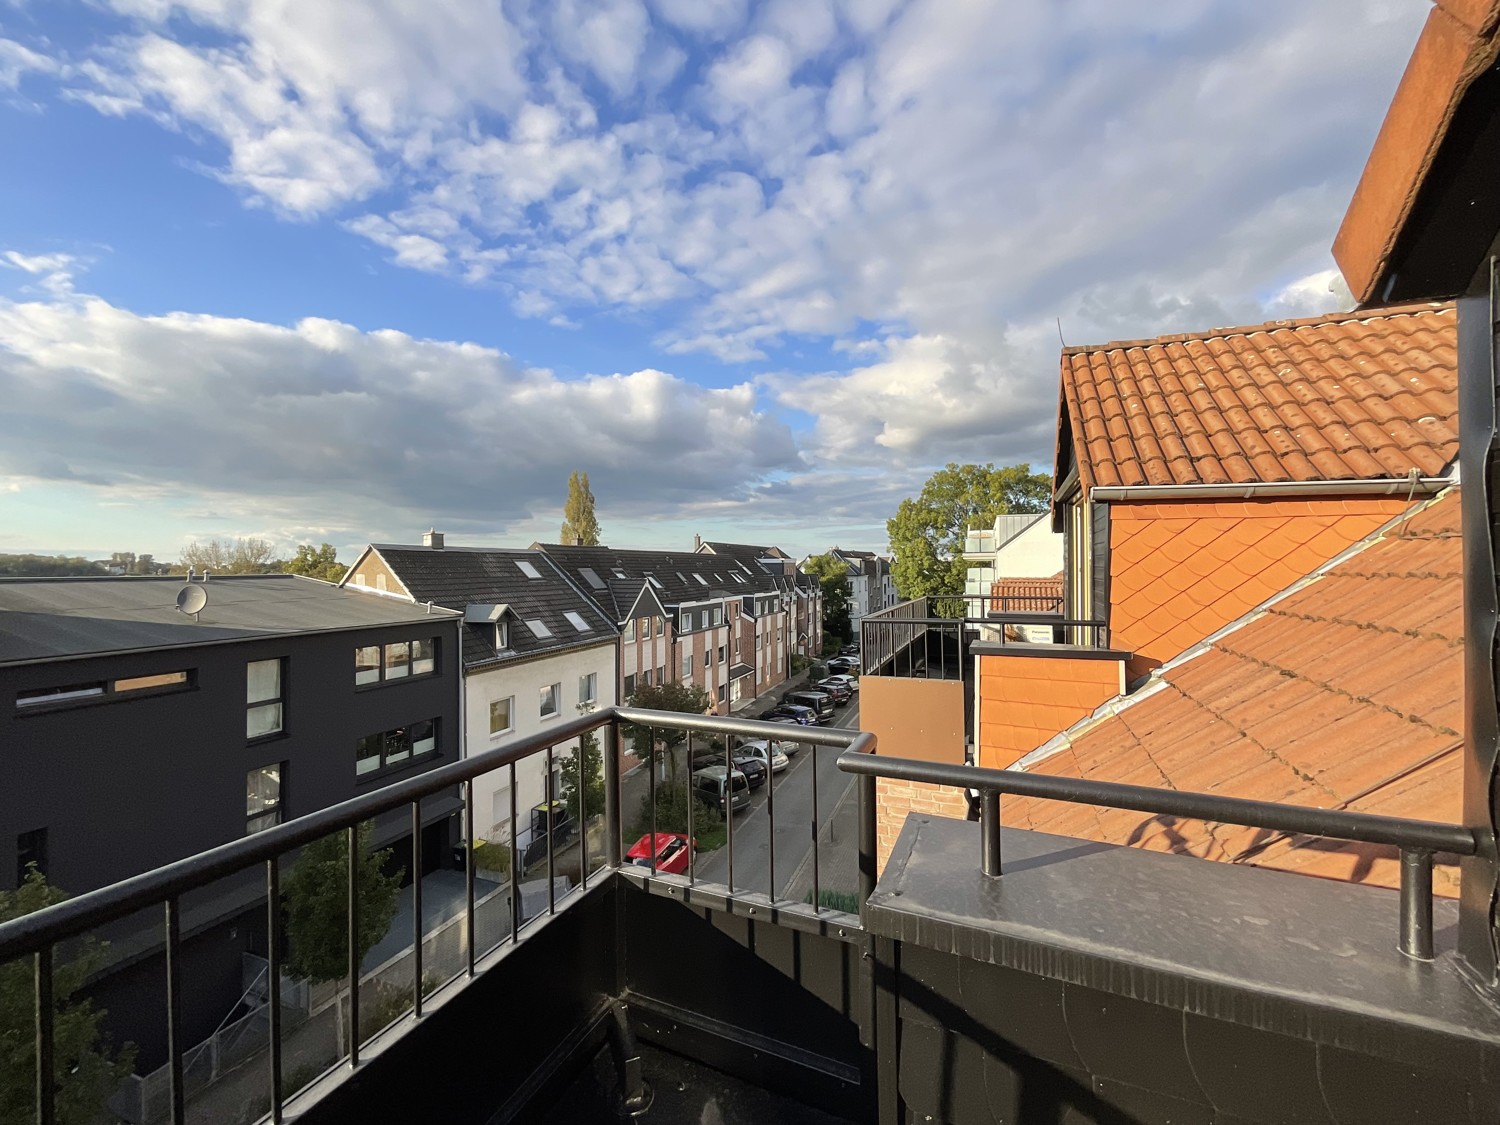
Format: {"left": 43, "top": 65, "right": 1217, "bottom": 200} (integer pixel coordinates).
{"left": 0, "top": 706, "right": 830, "bottom": 963}
{"left": 834, "top": 751, "right": 1478, "bottom": 855}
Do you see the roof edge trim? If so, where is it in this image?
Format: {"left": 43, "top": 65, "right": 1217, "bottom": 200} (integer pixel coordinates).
{"left": 1088, "top": 476, "right": 1453, "bottom": 504}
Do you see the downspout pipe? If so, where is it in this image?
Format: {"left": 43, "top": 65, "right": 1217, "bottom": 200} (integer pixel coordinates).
{"left": 1088, "top": 475, "right": 1453, "bottom": 503}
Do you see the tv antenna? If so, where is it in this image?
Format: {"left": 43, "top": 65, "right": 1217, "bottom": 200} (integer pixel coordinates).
{"left": 176, "top": 583, "right": 208, "bottom": 621}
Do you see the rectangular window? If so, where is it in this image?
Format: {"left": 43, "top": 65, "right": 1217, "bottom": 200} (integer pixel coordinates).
{"left": 712, "top": 606, "right": 723, "bottom": 626}
{"left": 17, "top": 671, "right": 194, "bottom": 711}
{"left": 246, "top": 765, "right": 283, "bottom": 834}
{"left": 680, "top": 612, "right": 692, "bottom": 632}
{"left": 642, "top": 668, "right": 652, "bottom": 687}
{"left": 579, "top": 672, "right": 597, "bottom": 704}
{"left": 495, "top": 622, "right": 510, "bottom": 651}
{"left": 623, "top": 619, "right": 635, "bottom": 641}
{"left": 115, "top": 671, "right": 189, "bottom": 693}
{"left": 657, "top": 665, "right": 665, "bottom": 684}
{"left": 384, "top": 641, "right": 410, "bottom": 679}
{"left": 540, "top": 682, "right": 561, "bottom": 719}
{"left": 411, "top": 638, "right": 436, "bottom": 676}
{"left": 247, "top": 658, "right": 284, "bottom": 739}
{"left": 16, "top": 828, "right": 46, "bottom": 886}
{"left": 717, "top": 685, "right": 727, "bottom": 704}
{"left": 718, "top": 645, "right": 726, "bottom": 664}
{"left": 489, "top": 697, "right": 514, "bottom": 736}
{"left": 355, "top": 645, "right": 381, "bottom": 685}
{"left": 703, "top": 651, "right": 710, "bottom": 670}
{"left": 624, "top": 673, "right": 636, "bottom": 698}
{"left": 655, "top": 617, "right": 664, "bottom": 636}
{"left": 681, "top": 652, "right": 692, "bottom": 679}
{"left": 356, "top": 719, "right": 440, "bottom": 777}
{"left": 16, "top": 682, "right": 105, "bottom": 708}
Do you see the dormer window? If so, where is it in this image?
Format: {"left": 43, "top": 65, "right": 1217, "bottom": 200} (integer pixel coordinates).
{"left": 494, "top": 621, "right": 510, "bottom": 651}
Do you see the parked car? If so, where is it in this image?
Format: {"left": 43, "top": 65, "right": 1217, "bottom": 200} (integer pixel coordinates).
{"left": 785, "top": 690, "right": 836, "bottom": 723}
{"left": 840, "top": 642, "right": 860, "bottom": 656}
{"left": 827, "top": 656, "right": 860, "bottom": 675}
{"left": 692, "top": 766, "right": 751, "bottom": 815}
{"left": 821, "top": 673, "right": 858, "bottom": 694}
{"left": 738, "top": 739, "right": 791, "bottom": 773}
{"left": 691, "top": 750, "right": 766, "bottom": 789}
{"left": 763, "top": 703, "right": 816, "bottom": 725}
{"left": 814, "top": 678, "right": 852, "bottom": 704}
{"left": 625, "top": 832, "right": 694, "bottom": 874}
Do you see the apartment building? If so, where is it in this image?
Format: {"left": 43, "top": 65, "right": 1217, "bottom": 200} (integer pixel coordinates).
{"left": 342, "top": 534, "right": 618, "bottom": 846}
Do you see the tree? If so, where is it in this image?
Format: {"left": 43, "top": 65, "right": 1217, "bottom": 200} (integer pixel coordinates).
{"left": 886, "top": 463, "right": 1051, "bottom": 611}
{"left": 281, "top": 543, "right": 347, "bottom": 583}
{"left": 624, "top": 680, "right": 712, "bottom": 783}
{"left": 559, "top": 471, "right": 601, "bottom": 546}
{"left": 560, "top": 707, "right": 606, "bottom": 821}
{"left": 0, "top": 868, "right": 135, "bottom": 1125}
{"left": 802, "top": 554, "right": 853, "bottom": 646}
{"left": 0, "top": 554, "right": 102, "bottom": 577}
{"left": 282, "top": 824, "right": 402, "bottom": 1055}
{"left": 177, "top": 537, "right": 280, "bottom": 575}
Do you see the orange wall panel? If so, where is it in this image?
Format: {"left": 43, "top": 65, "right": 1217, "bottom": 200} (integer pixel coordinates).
{"left": 1109, "top": 498, "right": 1407, "bottom": 677}
{"left": 977, "top": 654, "right": 1125, "bottom": 769}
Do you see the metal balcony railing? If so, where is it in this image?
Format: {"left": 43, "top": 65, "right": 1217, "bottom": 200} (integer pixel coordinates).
{"left": 0, "top": 706, "right": 873, "bottom": 1125}
{"left": 836, "top": 751, "right": 1479, "bottom": 962}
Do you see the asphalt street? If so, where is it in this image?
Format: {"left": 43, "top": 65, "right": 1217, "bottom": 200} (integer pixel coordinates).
{"left": 693, "top": 696, "right": 861, "bottom": 897}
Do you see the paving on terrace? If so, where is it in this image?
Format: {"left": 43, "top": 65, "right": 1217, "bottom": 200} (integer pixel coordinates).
{"left": 1003, "top": 489, "right": 1463, "bottom": 895}
{"left": 1058, "top": 302, "right": 1458, "bottom": 488}
{"left": 349, "top": 545, "right": 617, "bottom": 671}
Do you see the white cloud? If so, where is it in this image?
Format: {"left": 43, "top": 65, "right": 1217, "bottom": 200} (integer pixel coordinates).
{"left": 0, "top": 276, "right": 806, "bottom": 537}
{"left": 650, "top": 0, "right": 746, "bottom": 39}
{"left": 0, "top": 36, "right": 57, "bottom": 89}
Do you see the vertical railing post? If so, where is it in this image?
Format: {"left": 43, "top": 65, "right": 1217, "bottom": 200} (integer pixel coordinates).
{"left": 1400, "top": 847, "right": 1435, "bottom": 961}
{"left": 766, "top": 738, "right": 777, "bottom": 899}
{"left": 266, "top": 858, "right": 283, "bottom": 1122}
{"left": 980, "top": 790, "right": 1002, "bottom": 877}
{"left": 35, "top": 945, "right": 54, "bottom": 1125}
{"left": 604, "top": 717, "right": 623, "bottom": 870}
{"left": 464, "top": 780, "right": 475, "bottom": 972}
{"left": 546, "top": 746, "right": 557, "bottom": 915}
{"left": 685, "top": 730, "right": 696, "bottom": 885}
{"left": 165, "top": 896, "right": 185, "bottom": 1124}
{"left": 411, "top": 801, "right": 424, "bottom": 1015}
{"left": 577, "top": 738, "right": 590, "bottom": 892}
{"left": 858, "top": 771, "right": 877, "bottom": 921}
{"left": 725, "top": 733, "right": 735, "bottom": 894}
{"left": 649, "top": 728, "right": 659, "bottom": 875}
{"left": 508, "top": 766, "right": 521, "bottom": 941}
{"left": 346, "top": 826, "right": 360, "bottom": 1067}
{"left": 810, "top": 744, "right": 821, "bottom": 913}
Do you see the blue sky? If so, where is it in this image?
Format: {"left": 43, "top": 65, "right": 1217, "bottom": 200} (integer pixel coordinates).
{"left": 0, "top": 0, "right": 1426, "bottom": 563}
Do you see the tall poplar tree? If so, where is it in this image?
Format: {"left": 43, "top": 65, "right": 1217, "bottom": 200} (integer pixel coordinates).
{"left": 559, "top": 471, "right": 602, "bottom": 545}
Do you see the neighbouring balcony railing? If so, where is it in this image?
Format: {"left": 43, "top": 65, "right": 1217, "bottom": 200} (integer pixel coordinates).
{"left": 0, "top": 706, "right": 873, "bottom": 1125}
{"left": 860, "top": 596, "right": 1107, "bottom": 680}
{"left": 835, "top": 751, "right": 1479, "bottom": 963}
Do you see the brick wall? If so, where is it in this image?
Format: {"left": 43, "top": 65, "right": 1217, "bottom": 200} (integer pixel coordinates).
{"left": 876, "top": 777, "right": 971, "bottom": 870}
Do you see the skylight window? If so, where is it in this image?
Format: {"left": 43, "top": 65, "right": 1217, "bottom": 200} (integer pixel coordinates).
{"left": 732, "top": 574, "right": 745, "bottom": 584}
{"left": 516, "top": 560, "right": 541, "bottom": 579}
{"left": 564, "top": 611, "right": 591, "bottom": 632}
{"left": 648, "top": 576, "right": 664, "bottom": 589}
{"left": 580, "top": 567, "right": 606, "bottom": 590}
{"left": 613, "top": 569, "right": 628, "bottom": 579}
{"left": 526, "top": 619, "right": 552, "bottom": 638}
{"left": 694, "top": 574, "right": 708, "bottom": 586}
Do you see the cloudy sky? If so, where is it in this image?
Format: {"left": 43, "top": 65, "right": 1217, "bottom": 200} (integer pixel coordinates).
{"left": 0, "top": 0, "right": 1423, "bottom": 563}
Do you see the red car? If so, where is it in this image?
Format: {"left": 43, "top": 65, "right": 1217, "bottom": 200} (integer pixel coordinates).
{"left": 625, "top": 832, "right": 695, "bottom": 874}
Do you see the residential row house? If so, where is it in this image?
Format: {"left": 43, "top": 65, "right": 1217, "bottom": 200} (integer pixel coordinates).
{"left": 535, "top": 540, "right": 821, "bottom": 715}
{"left": 342, "top": 533, "right": 618, "bottom": 846}
{"left": 0, "top": 573, "right": 464, "bottom": 1071}
{"left": 802, "top": 547, "right": 899, "bottom": 628}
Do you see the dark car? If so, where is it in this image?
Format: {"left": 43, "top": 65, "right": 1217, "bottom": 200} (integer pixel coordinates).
{"left": 762, "top": 703, "right": 816, "bottom": 725}
{"left": 692, "top": 748, "right": 768, "bottom": 788}
{"left": 785, "top": 690, "right": 836, "bottom": 723}
{"left": 814, "top": 678, "right": 852, "bottom": 704}
{"left": 840, "top": 643, "right": 860, "bottom": 656}
{"left": 826, "top": 657, "right": 861, "bottom": 676}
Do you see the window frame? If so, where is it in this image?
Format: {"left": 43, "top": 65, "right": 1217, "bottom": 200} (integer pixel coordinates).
{"left": 539, "top": 682, "right": 562, "bottom": 720}
{"left": 489, "top": 695, "right": 515, "bottom": 738}
{"left": 246, "top": 764, "right": 285, "bottom": 835}
{"left": 579, "top": 672, "right": 598, "bottom": 705}
{"left": 246, "top": 658, "right": 285, "bottom": 741}
{"left": 357, "top": 718, "right": 441, "bottom": 780}
{"left": 355, "top": 637, "right": 439, "bottom": 687}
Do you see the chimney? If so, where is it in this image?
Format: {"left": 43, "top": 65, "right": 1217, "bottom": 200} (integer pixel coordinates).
{"left": 694, "top": 533, "right": 702, "bottom": 551}
{"left": 424, "top": 529, "right": 444, "bottom": 549}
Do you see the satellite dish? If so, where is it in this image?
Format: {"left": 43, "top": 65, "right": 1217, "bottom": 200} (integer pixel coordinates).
{"left": 176, "top": 584, "right": 208, "bottom": 619}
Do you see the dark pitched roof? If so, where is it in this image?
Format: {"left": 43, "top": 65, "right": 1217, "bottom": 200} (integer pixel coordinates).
{"left": 1004, "top": 491, "right": 1463, "bottom": 897}
{"left": 365, "top": 546, "right": 616, "bottom": 671}
{"left": 1058, "top": 302, "right": 1458, "bottom": 491}
{"left": 533, "top": 544, "right": 786, "bottom": 613}
{"left": 699, "top": 540, "right": 790, "bottom": 561}
{"left": 0, "top": 574, "right": 459, "bottom": 664}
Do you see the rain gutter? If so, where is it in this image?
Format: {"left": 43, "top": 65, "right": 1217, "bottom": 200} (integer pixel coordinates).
{"left": 1088, "top": 475, "right": 1454, "bottom": 503}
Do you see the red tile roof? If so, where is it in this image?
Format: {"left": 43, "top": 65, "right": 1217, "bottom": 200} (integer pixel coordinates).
{"left": 1003, "top": 491, "right": 1464, "bottom": 896}
{"left": 1059, "top": 303, "right": 1458, "bottom": 490}
{"left": 989, "top": 575, "right": 1063, "bottom": 613}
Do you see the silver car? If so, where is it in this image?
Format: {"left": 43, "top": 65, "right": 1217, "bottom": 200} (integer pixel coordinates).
{"left": 738, "top": 739, "right": 791, "bottom": 772}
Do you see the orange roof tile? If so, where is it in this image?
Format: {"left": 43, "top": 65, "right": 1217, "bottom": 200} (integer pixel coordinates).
{"left": 1004, "top": 490, "right": 1464, "bottom": 896}
{"left": 989, "top": 575, "right": 1063, "bottom": 613}
{"left": 1059, "top": 304, "right": 1458, "bottom": 491}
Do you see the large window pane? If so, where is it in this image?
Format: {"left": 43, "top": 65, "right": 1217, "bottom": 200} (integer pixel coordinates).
{"left": 539, "top": 683, "right": 560, "bottom": 718}
{"left": 384, "top": 726, "right": 413, "bottom": 765}
{"left": 410, "top": 719, "right": 436, "bottom": 757}
{"left": 247, "top": 702, "right": 283, "bottom": 740}
{"left": 356, "top": 733, "right": 383, "bottom": 775}
{"left": 384, "top": 642, "right": 410, "bottom": 679}
{"left": 578, "top": 673, "right": 597, "bottom": 704}
{"left": 246, "top": 765, "right": 281, "bottom": 816}
{"left": 411, "top": 638, "right": 436, "bottom": 676}
{"left": 247, "top": 659, "right": 280, "bottom": 705}
{"left": 355, "top": 646, "right": 381, "bottom": 685}
{"left": 490, "top": 697, "right": 513, "bottom": 735}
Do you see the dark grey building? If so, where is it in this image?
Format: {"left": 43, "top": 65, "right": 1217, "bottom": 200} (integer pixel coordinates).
{"left": 0, "top": 573, "right": 464, "bottom": 1068}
